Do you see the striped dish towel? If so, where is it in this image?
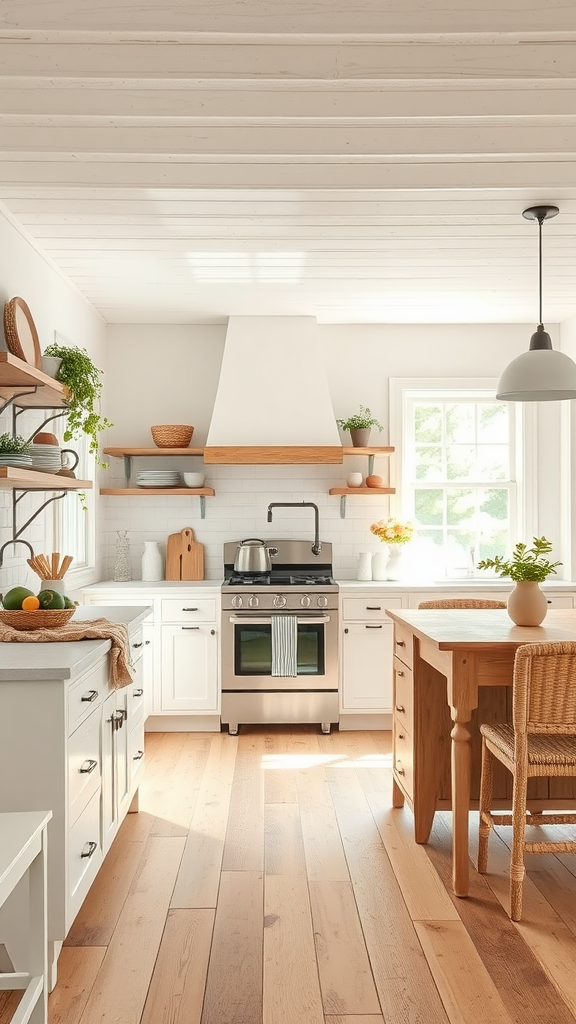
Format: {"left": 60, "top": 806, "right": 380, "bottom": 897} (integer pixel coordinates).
{"left": 271, "top": 615, "right": 298, "bottom": 677}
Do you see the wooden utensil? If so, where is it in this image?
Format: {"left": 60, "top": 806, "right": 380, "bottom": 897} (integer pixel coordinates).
{"left": 165, "top": 528, "right": 204, "bottom": 580}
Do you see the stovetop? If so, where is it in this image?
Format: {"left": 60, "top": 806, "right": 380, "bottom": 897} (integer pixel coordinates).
{"left": 223, "top": 572, "right": 335, "bottom": 588}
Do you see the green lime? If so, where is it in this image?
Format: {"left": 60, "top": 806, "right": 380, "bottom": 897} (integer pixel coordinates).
{"left": 37, "top": 589, "right": 66, "bottom": 610}
{"left": 63, "top": 596, "right": 76, "bottom": 609}
{"left": 2, "top": 586, "right": 35, "bottom": 610}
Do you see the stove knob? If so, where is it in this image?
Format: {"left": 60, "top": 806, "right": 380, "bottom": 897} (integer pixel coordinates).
{"left": 248, "top": 595, "right": 259, "bottom": 609}
{"left": 231, "top": 594, "right": 243, "bottom": 609}
{"left": 301, "top": 595, "right": 311, "bottom": 608}
{"left": 273, "top": 595, "right": 287, "bottom": 609}
{"left": 317, "top": 595, "right": 328, "bottom": 608}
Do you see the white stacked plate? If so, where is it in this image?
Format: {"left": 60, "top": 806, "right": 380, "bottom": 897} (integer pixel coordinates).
{"left": 30, "top": 444, "right": 62, "bottom": 472}
{"left": 136, "top": 470, "right": 181, "bottom": 488}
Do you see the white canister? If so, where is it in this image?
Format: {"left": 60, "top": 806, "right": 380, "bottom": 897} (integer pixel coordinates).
{"left": 39, "top": 578, "right": 67, "bottom": 595}
{"left": 356, "top": 551, "right": 373, "bottom": 581}
{"left": 372, "top": 549, "right": 388, "bottom": 581}
{"left": 142, "top": 540, "right": 163, "bottom": 581}
{"left": 346, "top": 471, "right": 363, "bottom": 488}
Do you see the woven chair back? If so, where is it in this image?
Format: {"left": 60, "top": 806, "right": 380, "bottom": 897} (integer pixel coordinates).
{"left": 417, "top": 598, "right": 507, "bottom": 609}
{"left": 513, "top": 641, "right": 576, "bottom": 736}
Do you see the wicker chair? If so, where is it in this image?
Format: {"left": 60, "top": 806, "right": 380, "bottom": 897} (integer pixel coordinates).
{"left": 478, "top": 641, "right": 576, "bottom": 921}
{"left": 417, "top": 598, "right": 507, "bottom": 609}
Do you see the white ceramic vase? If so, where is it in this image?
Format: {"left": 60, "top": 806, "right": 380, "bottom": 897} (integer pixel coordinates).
{"left": 356, "top": 552, "right": 373, "bottom": 581}
{"left": 142, "top": 540, "right": 163, "bottom": 582}
{"left": 507, "top": 581, "right": 548, "bottom": 626}
{"left": 372, "top": 549, "right": 388, "bottom": 581}
{"left": 346, "top": 472, "right": 363, "bottom": 487}
{"left": 386, "top": 544, "right": 404, "bottom": 581}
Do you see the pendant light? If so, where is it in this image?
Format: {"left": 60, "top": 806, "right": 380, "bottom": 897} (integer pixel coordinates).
{"left": 496, "top": 205, "right": 576, "bottom": 402}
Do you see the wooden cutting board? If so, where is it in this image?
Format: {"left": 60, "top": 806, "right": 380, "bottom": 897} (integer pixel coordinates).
{"left": 165, "top": 527, "right": 204, "bottom": 580}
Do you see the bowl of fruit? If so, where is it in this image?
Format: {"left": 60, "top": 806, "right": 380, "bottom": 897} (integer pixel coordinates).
{"left": 0, "top": 585, "right": 76, "bottom": 631}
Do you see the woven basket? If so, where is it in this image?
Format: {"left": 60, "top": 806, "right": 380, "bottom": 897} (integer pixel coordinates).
{"left": 0, "top": 608, "right": 75, "bottom": 631}
{"left": 150, "top": 424, "right": 194, "bottom": 448}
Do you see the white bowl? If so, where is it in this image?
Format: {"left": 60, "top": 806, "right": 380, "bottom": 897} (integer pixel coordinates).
{"left": 183, "top": 472, "right": 205, "bottom": 488}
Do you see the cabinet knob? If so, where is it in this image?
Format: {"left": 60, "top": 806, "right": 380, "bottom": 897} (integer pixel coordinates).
{"left": 132, "top": 641, "right": 143, "bottom": 648}
{"left": 395, "top": 705, "right": 405, "bottom": 713}
{"left": 133, "top": 688, "right": 144, "bottom": 697}
{"left": 397, "top": 670, "right": 404, "bottom": 677}
{"left": 211, "top": 629, "right": 216, "bottom": 635}
{"left": 80, "top": 841, "right": 98, "bottom": 859}
{"left": 133, "top": 750, "right": 145, "bottom": 761}
{"left": 396, "top": 766, "right": 405, "bottom": 777}
{"left": 344, "top": 627, "right": 349, "bottom": 634}
{"left": 79, "top": 759, "right": 98, "bottom": 775}
{"left": 81, "top": 689, "right": 99, "bottom": 703}
{"left": 396, "top": 639, "right": 405, "bottom": 647}
{"left": 398, "top": 733, "right": 405, "bottom": 740}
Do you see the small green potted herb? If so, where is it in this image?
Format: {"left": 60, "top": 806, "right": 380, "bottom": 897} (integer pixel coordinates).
{"left": 43, "top": 342, "right": 112, "bottom": 465}
{"left": 477, "top": 536, "right": 562, "bottom": 626}
{"left": 336, "top": 405, "right": 384, "bottom": 447}
{"left": 0, "top": 433, "right": 32, "bottom": 465}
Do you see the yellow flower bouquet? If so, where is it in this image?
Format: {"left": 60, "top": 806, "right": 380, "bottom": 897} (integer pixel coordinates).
{"left": 370, "top": 517, "right": 414, "bottom": 545}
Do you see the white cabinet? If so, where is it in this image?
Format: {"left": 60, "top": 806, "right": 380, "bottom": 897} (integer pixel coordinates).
{"left": 160, "top": 615, "right": 219, "bottom": 714}
{"left": 340, "top": 592, "right": 402, "bottom": 723}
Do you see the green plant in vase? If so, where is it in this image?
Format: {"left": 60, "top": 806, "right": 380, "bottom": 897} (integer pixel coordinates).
{"left": 0, "top": 433, "right": 32, "bottom": 457}
{"left": 477, "top": 536, "right": 562, "bottom": 626}
{"left": 336, "top": 405, "right": 384, "bottom": 447}
{"left": 43, "top": 342, "right": 112, "bottom": 466}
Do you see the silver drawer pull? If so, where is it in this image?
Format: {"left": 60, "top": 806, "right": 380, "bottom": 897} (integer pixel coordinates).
{"left": 81, "top": 689, "right": 99, "bottom": 703}
{"left": 133, "top": 688, "right": 144, "bottom": 697}
{"left": 365, "top": 624, "right": 382, "bottom": 629}
{"left": 396, "top": 705, "right": 405, "bottom": 713}
{"left": 366, "top": 606, "right": 382, "bottom": 611}
{"left": 396, "top": 639, "right": 405, "bottom": 647}
{"left": 182, "top": 607, "right": 199, "bottom": 611}
{"left": 182, "top": 626, "right": 200, "bottom": 630}
{"left": 79, "top": 759, "right": 98, "bottom": 775}
{"left": 80, "top": 841, "right": 98, "bottom": 859}
{"left": 133, "top": 750, "right": 145, "bottom": 761}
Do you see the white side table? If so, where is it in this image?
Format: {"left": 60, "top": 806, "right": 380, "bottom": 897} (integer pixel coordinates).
{"left": 0, "top": 811, "right": 52, "bottom": 1024}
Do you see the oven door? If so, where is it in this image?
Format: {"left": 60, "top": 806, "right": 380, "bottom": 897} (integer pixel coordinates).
{"left": 222, "top": 611, "right": 337, "bottom": 692}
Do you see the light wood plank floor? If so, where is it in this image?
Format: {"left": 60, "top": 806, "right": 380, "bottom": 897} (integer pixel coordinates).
{"left": 3, "top": 726, "right": 576, "bottom": 1024}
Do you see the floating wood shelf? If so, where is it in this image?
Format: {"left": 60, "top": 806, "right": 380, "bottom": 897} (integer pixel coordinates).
{"left": 100, "top": 487, "right": 214, "bottom": 496}
{"left": 103, "top": 447, "right": 205, "bottom": 458}
{"left": 204, "top": 445, "right": 344, "bottom": 464}
{"left": 341, "top": 446, "right": 394, "bottom": 456}
{"left": 0, "top": 352, "right": 70, "bottom": 410}
{"left": 329, "top": 486, "right": 395, "bottom": 496}
{"left": 0, "top": 467, "right": 93, "bottom": 491}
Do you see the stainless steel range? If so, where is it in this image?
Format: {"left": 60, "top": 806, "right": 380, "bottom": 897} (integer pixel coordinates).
{"left": 221, "top": 539, "right": 339, "bottom": 735}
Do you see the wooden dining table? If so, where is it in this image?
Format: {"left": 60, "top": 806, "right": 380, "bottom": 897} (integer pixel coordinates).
{"left": 385, "top": 607, "right": 576, "bottom": 897}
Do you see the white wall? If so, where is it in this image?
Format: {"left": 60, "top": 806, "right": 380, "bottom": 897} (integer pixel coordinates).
{"left": 0, "top": 204, "right": 107, "bottom": 593}
{"left": 102, "top": 321, "right": 567, "bottom": 581}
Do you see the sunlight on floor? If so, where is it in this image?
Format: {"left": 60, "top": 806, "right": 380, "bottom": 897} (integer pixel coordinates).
{"left": 261, "top": 753, "right": 393, "bottom": 770}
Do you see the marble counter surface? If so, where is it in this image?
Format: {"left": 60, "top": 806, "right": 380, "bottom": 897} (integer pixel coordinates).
{"left": 0, "top": 605, "right": 151, "bottom": 681}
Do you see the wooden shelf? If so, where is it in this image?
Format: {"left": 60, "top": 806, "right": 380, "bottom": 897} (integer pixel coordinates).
{"left": 204, "top": 445, "right": 343, "bottom": 464}
{"left": 0, "top": 352, "right": 70, "bottom": 409}
{"left": 103, "top": 447, "right": 204, "bottom": 457}
{"left": 100, "top": 487, "right": 215, "bottom": 496}
{"left": 329, "top": 486, "right": 395, "bottom": 496}
{"left": 0, "top": 467, "right": 93, "bottom": 490}
{"left": 341, "top": 446, "right": 394, "bottom": 456}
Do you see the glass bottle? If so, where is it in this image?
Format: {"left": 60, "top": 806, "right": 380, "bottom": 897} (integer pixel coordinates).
{"left": 114, "top": 530, "right": 132, "bottom": 582}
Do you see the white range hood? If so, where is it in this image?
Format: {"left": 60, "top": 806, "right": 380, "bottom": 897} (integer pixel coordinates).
{"left": 204, "top": 315, "right": 343, "bottom": 463}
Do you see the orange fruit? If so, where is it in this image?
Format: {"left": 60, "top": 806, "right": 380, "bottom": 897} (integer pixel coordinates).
{"left": 22, "top": 595, "right": 40, "bottom": 610}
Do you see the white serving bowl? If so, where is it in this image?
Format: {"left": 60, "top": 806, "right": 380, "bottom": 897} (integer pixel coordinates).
{"left": 183, "top": 472, "right": 205, "bottom": 488}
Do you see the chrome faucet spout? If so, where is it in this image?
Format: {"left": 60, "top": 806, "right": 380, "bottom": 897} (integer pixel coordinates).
{"left": 266, "top": 502, "right": 322, "bottom": 556}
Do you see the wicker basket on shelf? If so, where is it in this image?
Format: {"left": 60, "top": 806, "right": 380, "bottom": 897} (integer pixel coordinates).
{"left": 0, "top": 608, "right": 75, "bottom": 631}
{"left": 150, "top": 424, "right": 194, "bottom": 448}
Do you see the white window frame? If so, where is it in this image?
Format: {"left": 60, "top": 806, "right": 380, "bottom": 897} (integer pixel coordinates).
{"left": 389, "top": 377, "right": 537, "bottom": 579}
{"left": 52, "top": 429, "right": 96, "bottom": 588}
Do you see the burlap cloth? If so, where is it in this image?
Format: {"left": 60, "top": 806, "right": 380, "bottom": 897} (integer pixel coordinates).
{"left": 0, "top": 617, "right": 134, "bottom": 688}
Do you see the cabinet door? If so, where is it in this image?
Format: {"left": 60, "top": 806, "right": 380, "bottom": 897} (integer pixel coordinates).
{"left": 101, "top": 689, "right": 130, "bottom": 853}
{"left": 341, "top": 620, "right": 394, "bottom": 712}
{"left": 161, "top": 623, "right": 218, "bottom": 712}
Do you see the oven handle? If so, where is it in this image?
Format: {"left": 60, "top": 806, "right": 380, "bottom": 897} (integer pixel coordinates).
{"left": 228, "top": 615, "right": 331, "bottom": 625}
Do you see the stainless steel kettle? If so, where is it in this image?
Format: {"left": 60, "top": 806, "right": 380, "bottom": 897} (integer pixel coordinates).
{"left": 234, "top": 538, "right": 278, "bottom": 574}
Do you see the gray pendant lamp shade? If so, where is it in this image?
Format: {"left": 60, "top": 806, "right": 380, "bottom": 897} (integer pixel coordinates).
{"left": 496, "top": 205, "right": 576, "bottom": 402}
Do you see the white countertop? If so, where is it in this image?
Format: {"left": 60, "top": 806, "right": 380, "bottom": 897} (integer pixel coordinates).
{"left": 335, "top": 578, "right": 576, "bottom": 591}
{"left": 0, "top": 605, "right": 151, "bottom": 681}
{"left": 82, "top": 580, "right": 221, "bottom": 592}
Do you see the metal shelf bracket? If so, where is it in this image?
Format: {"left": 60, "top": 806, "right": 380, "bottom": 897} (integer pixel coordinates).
{"left": 0, "top": 490, "right": 66, "bottom": 568}
{"left": 123, "top": 455, "right": 132, "bottom": 485}
{"left": 200, "top": 495, "right": 206, "bottom": 519}
{"left": 340, "top": 496, "right": 347, "bottom": 519}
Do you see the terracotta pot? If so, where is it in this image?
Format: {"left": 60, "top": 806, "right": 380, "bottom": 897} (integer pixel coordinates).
{"left": 350, "top": 427, "right": 371, "bottom": 447}
{"left": 507, "top": 581, "right": 548, "bottom": 626}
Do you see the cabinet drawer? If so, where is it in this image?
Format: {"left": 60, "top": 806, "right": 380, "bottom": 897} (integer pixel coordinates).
{"left": 393, "top": 657, "right": 413, "bottom": 733}
{"left": 68, "top": 709, "right": 101, "bottom": 825}
{"left": 342, "top": 596, "right": 402, "bottom": 621}
{"left": 68, "top": 787, "right": 102, "bottom": 907}
{"left": 161, "top": 598, "right": 216, "bottom": 623}
{"left": 393, "top": 717, "right": 414, "bottom": 801}
{"left": 393, "top": 623, "right": 413, "bottom": 670}
{"left": 545, "top": 595, "right": 574, "bottom": 608}
{"left": 68, "top": 660, "right": 107, "bottom": 734}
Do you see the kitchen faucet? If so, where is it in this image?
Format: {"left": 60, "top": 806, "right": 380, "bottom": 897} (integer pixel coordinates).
{"left": 266, "top": 502, "right": 322, "bottom": 556}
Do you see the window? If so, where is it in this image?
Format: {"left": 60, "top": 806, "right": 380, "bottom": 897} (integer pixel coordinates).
{"left": 390, "top": 379, "right": 525, "bottom": 580}
{"left": 53, "top": 429, "right": 95, "bottom": 578}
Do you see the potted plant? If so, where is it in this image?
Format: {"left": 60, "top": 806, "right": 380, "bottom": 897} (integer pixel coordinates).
{"left": 43, "top": 342, "right": 112, "bottom": 465}
{"left": 477, "top": 536, "right": 562, "bottom": 626}
{"left": 0, "top": 432, "right": 32, "bottom": 465}
{"left": 336, "top": 405, "right": 384, "bottom": 447}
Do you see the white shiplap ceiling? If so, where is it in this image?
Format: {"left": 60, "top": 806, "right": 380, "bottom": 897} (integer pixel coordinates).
{"left": 1, "top": 1, "right": 576, "bottom": 325}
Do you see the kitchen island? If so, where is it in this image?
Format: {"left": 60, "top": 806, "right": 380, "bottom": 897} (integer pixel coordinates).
{"left": 0, "top": 604, "right": 151, "bottom": 989}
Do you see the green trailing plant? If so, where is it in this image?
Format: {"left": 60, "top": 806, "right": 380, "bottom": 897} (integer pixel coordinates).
{"left": 43, "top": 342, "right": 112, "bottom": 465}
{"left": 336, "top": 405, "right": 383, "bottom": 433}
{"left": 477, "top": 536, "right": 562, "bottom": 582}
{"left": 0, "top": 433, "right": 32, "bottom": 455}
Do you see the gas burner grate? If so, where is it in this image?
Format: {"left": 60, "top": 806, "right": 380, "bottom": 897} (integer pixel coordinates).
{"left": 226, "top": 573, "right": 271, "bottom": 586}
